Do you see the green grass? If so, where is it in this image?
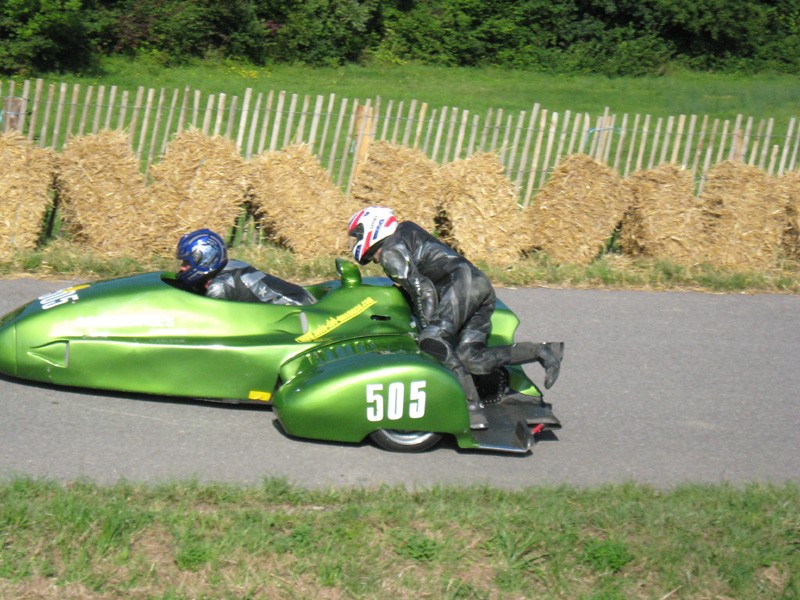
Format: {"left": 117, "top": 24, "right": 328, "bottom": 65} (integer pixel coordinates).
{"left": 3, "top": 241, "right": 799, "bottom": 294}
{"left": 29, "top": 56, "right": 800, "bottom": 132}
{"left": 0, "top": 478, "right": 797, "bottom": 599}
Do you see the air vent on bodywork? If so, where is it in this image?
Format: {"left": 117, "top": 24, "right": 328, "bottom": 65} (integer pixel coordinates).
{"left": 28, "top": 341, "right": 70, "bottom": 368}
{"left": 304, "top": 339, "right": 380, "bottom": 368}
{"left": 280, "top": 335, "right": 421, "bottom": 384}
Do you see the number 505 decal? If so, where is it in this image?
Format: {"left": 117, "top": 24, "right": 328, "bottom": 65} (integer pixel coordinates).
{"left": 366, "top": 381, "right": 426, "bottom": 422}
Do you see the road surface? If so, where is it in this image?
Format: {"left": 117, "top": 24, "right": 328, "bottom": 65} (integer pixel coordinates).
{"left": 1, "top": 277, "right": 798, "bottom": 488}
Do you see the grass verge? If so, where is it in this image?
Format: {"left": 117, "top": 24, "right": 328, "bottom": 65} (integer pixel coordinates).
{"left": 2, "top": 241, "right": 799, "bottom": 294}
{"left": 0, "top": 478, "right": 797, "bottom": 599}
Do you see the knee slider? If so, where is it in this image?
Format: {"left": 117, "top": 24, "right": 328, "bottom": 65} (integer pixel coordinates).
{"left": 419, "top": 337, "right": 449, "bottom": 362}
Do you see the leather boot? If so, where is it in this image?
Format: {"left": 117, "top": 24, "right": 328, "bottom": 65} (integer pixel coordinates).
{"left": 508, "top": 342, "right": 564, "bottom": 389}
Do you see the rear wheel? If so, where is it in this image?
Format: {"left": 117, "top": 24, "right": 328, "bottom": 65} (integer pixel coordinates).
{"left": 369, "top": 429, "right": 442, "bottom": 453}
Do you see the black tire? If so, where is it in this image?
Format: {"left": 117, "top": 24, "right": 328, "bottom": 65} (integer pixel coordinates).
{"left": 368, "top": 429, "right": 442, "bottom": 453}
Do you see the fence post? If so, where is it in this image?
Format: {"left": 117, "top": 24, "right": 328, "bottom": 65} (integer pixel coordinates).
{"left": 346, "top": 101, "right": 374, "bottom": 198}
{"left": 3, "top": 76, "right": 799, "bottom": 207}
{"left": 1, "top": 96, "right": 25, "bottom": 132}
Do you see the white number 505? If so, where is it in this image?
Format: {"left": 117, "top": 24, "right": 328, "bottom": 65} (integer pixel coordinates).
{"left": 366, "top": 381, "right": 426, "bottom": 422}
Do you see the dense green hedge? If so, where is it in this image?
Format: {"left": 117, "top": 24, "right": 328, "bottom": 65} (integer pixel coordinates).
{"left": 2, "top": 0, "right": 798, "bottom": 76}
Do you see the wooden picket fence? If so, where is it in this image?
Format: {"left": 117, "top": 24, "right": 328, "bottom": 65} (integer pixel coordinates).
{"left": 3, "top": 77, "right": 800, "bottom": 205}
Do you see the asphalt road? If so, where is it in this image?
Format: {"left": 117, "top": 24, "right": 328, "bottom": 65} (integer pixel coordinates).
{"left": 1, "top": 277, "right": 798, "bottom": 489}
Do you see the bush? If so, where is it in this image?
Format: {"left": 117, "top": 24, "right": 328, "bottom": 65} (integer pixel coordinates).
{"left": 0, "top": 0, "right": 95, "bottom": 75}
{"left": 103, "top": 0, "right": 270, "bottom": 66}
{"left": 1, "top": 0, "right": 798, "bottom": 76}
{"left": 266, "top": 0, "right": 379, "bottom": 66}
{"left": 561, "top": 31, "right": 674, "bottom": 77}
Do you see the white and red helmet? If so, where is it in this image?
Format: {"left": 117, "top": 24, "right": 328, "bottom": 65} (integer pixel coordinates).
{"left": 347, "top": 206, "right": 398, "bottom": 264}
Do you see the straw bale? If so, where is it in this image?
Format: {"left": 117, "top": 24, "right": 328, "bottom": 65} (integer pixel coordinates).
{"left": 696, "top": 161, "right": 787, "bottom": 269}
{"left": 350, "top": 141, "right": 440, "bottom": 232}
{"left": 57, "top": 130, "right": 247, "bottom": 258}
{"left": 0, "top": 131, "right": 55, "bottom": 259}
{"left": 778, "top": 170, "right": 800, "bottom": 261}
{"left": 148, "top": 130, "right": 249, "bottom": 254}
{"left": 436, "top": 152, "right": 525, "bottom": 265}
{"left": 249, "top": 144, "right": 358, "bottom": 258}
{"left": 619, "top": 164, "right": 703, "bottom": 265}
{"left": 524, "top": 154, "right": 627, "bottom": 265}
{"left": 56, "top": 130, "right": 157, "bottom": 258}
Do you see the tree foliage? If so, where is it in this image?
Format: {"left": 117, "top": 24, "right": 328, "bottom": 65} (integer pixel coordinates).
{"left": 0, "top": 0, "right": 797, "bottom": 76}
{"left": 0, "top": 0, "right": 95, "bottom": 74}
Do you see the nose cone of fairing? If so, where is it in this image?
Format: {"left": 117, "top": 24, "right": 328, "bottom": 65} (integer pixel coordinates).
{"left": 0, "top": 320, "right": 17, "bottom": 377}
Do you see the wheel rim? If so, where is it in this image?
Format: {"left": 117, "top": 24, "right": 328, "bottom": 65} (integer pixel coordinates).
{"left": 380, "top": 430, "right": 438, "bottom": 447}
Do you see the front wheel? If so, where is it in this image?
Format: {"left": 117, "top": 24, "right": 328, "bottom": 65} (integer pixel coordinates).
{"left": 369, "top": 430, "right": 442, "bottom": 453}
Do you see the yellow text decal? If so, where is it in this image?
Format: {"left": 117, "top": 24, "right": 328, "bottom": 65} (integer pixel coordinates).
{"left": 295, "top": 297, "right": 377, "bottom": 343}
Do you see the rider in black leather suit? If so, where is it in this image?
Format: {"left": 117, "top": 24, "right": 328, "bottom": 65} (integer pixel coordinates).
{"left": 176, "top": 229, "right": 316, "bottom": 306}
{"left": 348, "top": 207, "right": 561, "bottom": 430}
{"left": 205, "top": 259, "right": 316, "bottom": 305}
{"left": 378, "top": 221, "right": 511, "bottom": 373}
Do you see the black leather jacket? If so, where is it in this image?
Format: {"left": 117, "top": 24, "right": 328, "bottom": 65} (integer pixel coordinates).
{"left": 378, "top": 221, "right": 479, "bottom": 326}
{"left": 205, "top": 260, "right": 316, "bottom": 306}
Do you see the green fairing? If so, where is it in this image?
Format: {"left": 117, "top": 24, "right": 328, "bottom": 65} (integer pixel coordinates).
{"left": 273, "top": 340, "right": 470, "bottom": 442}
{"left": 0, "top": 260, "right": 550, "bottom": 452}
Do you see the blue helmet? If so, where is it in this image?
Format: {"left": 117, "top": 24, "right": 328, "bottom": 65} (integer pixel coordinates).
{"left": 176, "top": 229, "right": 228, "bottom": 286}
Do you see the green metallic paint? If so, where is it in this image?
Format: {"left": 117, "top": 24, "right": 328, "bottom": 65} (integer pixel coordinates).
{"left": 0, "top": 260, "right": 542, "bottom": 451}
{"left": 273, "top": 338, "right": 469, "bottom": 443}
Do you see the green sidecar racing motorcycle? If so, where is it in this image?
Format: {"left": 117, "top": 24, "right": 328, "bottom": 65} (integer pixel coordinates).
{"left": 0, "top": 259, "right": 562, "bottom": 454}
